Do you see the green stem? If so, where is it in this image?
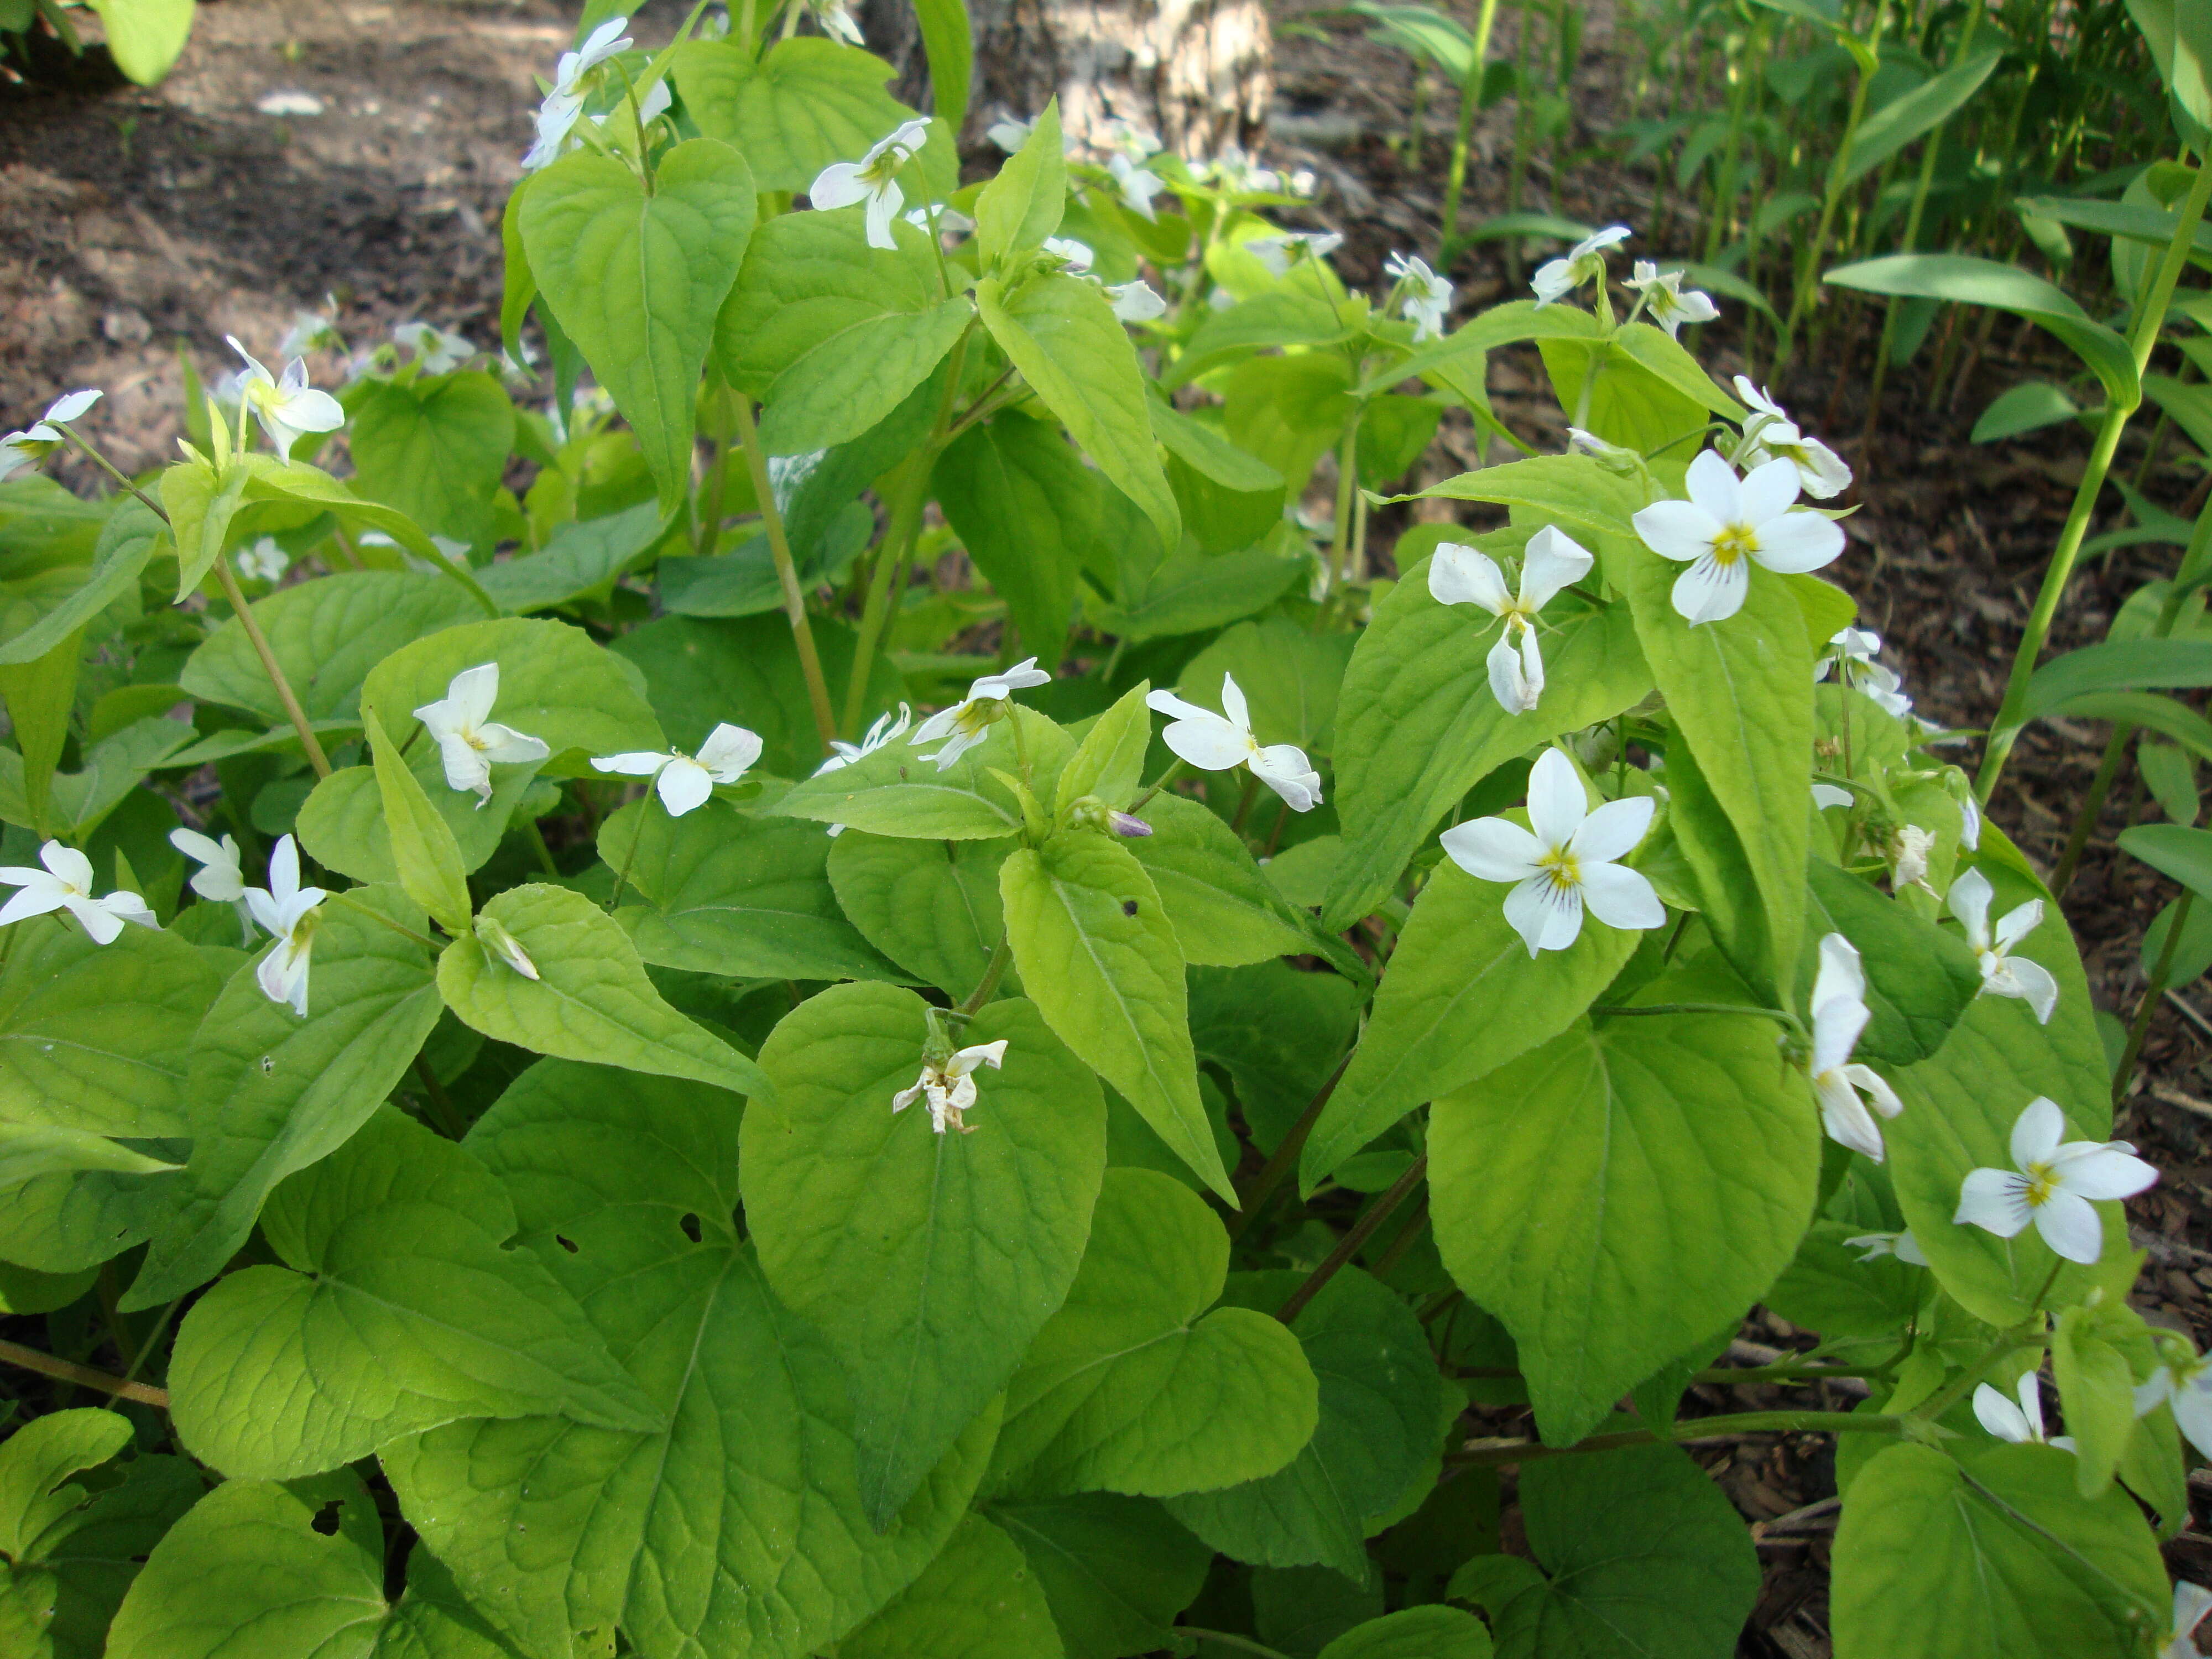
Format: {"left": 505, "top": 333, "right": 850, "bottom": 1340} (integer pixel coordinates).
{"left": 730, "top": 395, "right": 838, "bottom": 757}
{"left": 1323, "top": 410, "right": 1362, "bottom": 601}
{"left": 1446, "top": 1410, "right": 1907, "bottom": 1467}
{"left": 1277, "top": 1154, "right": 1427, "bottom": 1325}
{"left": 121, "top": 1297, "right": 182, "bottom": 1387}
{"left": 413, "top": 1053, "right": 467, "bottom": 1139}
{"left": 959, "top": 933, "right": 1014, "bottom": 1015}
{"left": 606, "top": 796, "right": 652, "bottom": 914}
{"left": 1777, "top": 0, "right": 1891, "bottom": 368}
{"left": 2115, "top": 888, "right": 2192, "bottom": 1108}
{"left": 0, "top": 1337, "right": 170, "bottom": 1408}
{"left": 1225, "top": 1052, "right": 1355, "bottom": 1240}
{"left": 327, "top": 890, "right": 438, "bottom": 950}
{"left": 844, "top": 452, "right": 932, "bottom": 734}
{"left": 1128, "top": 758, "right": 1187, "bottom": 815}
{"left": 1979, "top": 150, "right": 2212, "bottom": 801}
{"left": 1437, "top": 0, "right": 1504, "bottom": 260}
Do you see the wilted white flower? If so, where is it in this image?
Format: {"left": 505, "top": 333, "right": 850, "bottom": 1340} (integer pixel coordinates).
{"left": 0, "top": 841, "right": 157, "bottom": 945}
{"left": 1815, "top": 626, "right": 1910, "bottom": 718}
{"left": 593, "top": 722, "right": 764, "bottom": 817}
{"left": 521, "top": 15, "right": 633, "bottom": 171}
{"left": 912, "top": 658, "right": 1051, "bottom": 770}
{"left": 1844, "top": 1230, "right": 1927, "bottom": 1265}
{"left": 1734, "top": 377, "right": 1853, "bottom": 500}
{"left": 243, "top": 835, "right": 326, "bottom": 1016}
{"left": 1631, "top": 450, "right": 1846, "bottom": 625}
{"left": 801, "top": 0, "right": 864, "bottom": 44}
{"left": 1566, "top": 426, "right": 1639, "bottom": 469}
{"left": 1428, "top": 527, "right": 1593, "bottom": 715}
{"left": 810, "top": 118, "right": 931, "bottom": 251}
{"left": 552, "top": 14, "right": 632, "bottom": 93}
{"left": 1109, "top": 151, "right": 1162, "bottom": 220}
{"left": 1808, "top": 932, "right": 1904, "bottom": 1161}
{"left": 1385, "top": 251, "right": 1453, "bottom": 341}
{"left": 1146, "top": 673, "right": 1323, "bottom": 813}
{"left": 227, "top": 336, "right": 345, "bottom": 456}
{"left": 893, "top": 1039, "right": 1008, "bottom": 1135}
{"left": 1625, "top": 260, "right": 1718, "bottom": 337}
{"left": 235, "top": 536, "right": 289, "bottom": 584}
{"left": 1891, "top": 823, "right": 1937, "bottom": 895}
{"left": 414, "top": 662, "right": 552, "bottom": 805}
{"left": 1531, "top": 225, "right": 1630, "bottom": 306}
{"left": 1954, "top": 1096, "right": 2157, "bottom": 1264}
{"left": 393, "top": 321, "right": 476, "bottom": 376}
{"left": 1946, "top": 868, "right": 2058, "bottom": 1024}
{"left": 1973, "top": 1372, "right": 2074, "bottom": 1451}
{"left": 1437, "top": 748, "right": 1660, "bottom": 956}
{"left": 1248, "top": 231, "right": 1342, "bottom": 279}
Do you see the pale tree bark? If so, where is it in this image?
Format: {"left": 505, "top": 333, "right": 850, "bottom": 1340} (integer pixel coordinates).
{"left": 858, "top": 0, "right": 1272, "bottom": 160}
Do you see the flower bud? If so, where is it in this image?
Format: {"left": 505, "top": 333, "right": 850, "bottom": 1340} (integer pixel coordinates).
{"left": 475, "top": 914, "right": 539, "bottom": 980}
{"left": 1109, "top": 810, "right": 1152, "bottom": 838}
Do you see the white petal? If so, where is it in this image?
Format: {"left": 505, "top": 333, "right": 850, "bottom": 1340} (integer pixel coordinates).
{"left": 38, "top": 841, "right": 92, "bottom": 890}
{"left": 1683, "top": 448, "right": 1743, "bottom": 519}
{"left": 2033, "top": 1190, "right": 2106, "bottom": 1264}
{"left": 1632, "top": 499, "right": 1722, "bottom": 563}
{"left": 1817, "top": 1073, "right": 1886, "bottom": 1161}
{"left": 1159, "top": 714, "right": 1253, "bottom": 773}
{"left": 1250, "top": 744, "right": 1323, "bottom": 811}
{"left": 1973, "top": 1383, "right": 2034, "bottom": 1443}
{"left": 268, "top": 834, "right": 301, "bottom": 905}
{"left": 1946, "top": 867, "right": 1994, "bottom": 947}
{"left": 96, "top": 891, "right": 159, "bottom": 931}
{"left": 1955, "top": 1167, "right": 2032, "bottom": 1235}
{"left": 1567, "top": 795, "right": 1653, "bottom": 865}
{"left": 908, "top": 706, "right": 962, "bottom": 746}
{"left": 1515, "top": 628, "right": 1546, "bottom": 711}
{"left": 924, "top": 728, "right": 985, "bottom": 771}
{"left": 446, "top": 663, "right": 502, "bottom": 728}
{"left": 1733, "top": 375, "right": 1785, "bottom": 421}
{"left": 809, "top": 161, "right": 869, "bottom": 209}
{"left": 1796, "top": 437, "right": 1853, "bottom": 500}
{"left": 436, "top": 734, "right": 494, "bottom": 800}
{"left": 475, "top": 723, "right": 551, "bottom": 765}
{"left": 2005, "top": 957, "right": 2059, "bottom": 1024}
{"left": 1992, "top": 898, "right": 2043, "bottom": 952}
{"left": 655, "top": 757, "right": 715, "bottom": 816}
{"left": 1671, "top": 555, "right": 1749, "bottom": 625}
{"left": 2011, "top": 1095, "right": 2066, "bottom": 1170}
{"left": 1501, "top": 876, "right": 1567, "bottom": 956}
{"left": 949, "top": 1039, "right": 1009, "bottom": 1075}
{"left": 1577, "top": 860, "right": 1662, "bottom": 933}
{"left": 1218, "top": 673, "right": 1252, "bottom": 735}
{"left": 2175, "top": 1390, "right": 2212, "bottom": 1462}
{"left": 864, "top": 184, "right": 902, "bottom": 252}
{"left": 1812, "top": 784, "right": 1854, "bottom": 810}
{"left": 1738, "top": 455, "right": 1803, "bottom": 525}
{"left": 1429, "top": 544, "right": 1511, "bottom": 613}
{"left": 697, "top": 722, "right": 764, "bottom": 780}
{"left": 1518, "top": 525, "right": 1594, "bottom": 608}
{"left": 1747, "top": 510, "right": 1845, "bottom": 575}
{"left": 64, "top": 894, "right": 126, "bottom": 943}
{"left": 2052, "top": 1144, "right": 2158, "bottom": 1201}
{"left": 1840, "top": 1063, "right": 1903, "bottom": 1119}
{"left": 1486, "top": 633, "right": 1535, "bottom": 714}
{"left": 892, "top": 1078, "right": 926, "bottom": 1113}
{"left": 593, "top": 751, "right": 673, "bottom": 777}
{"left": 1524, "top": 748, "right": 1587, "bottom": 850}
{"left": 1439, "top": 817, "right": 1545, "bottom": 883}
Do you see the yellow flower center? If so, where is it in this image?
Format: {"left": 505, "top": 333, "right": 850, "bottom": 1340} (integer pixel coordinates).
{"left": 2022, "top": 1161, "right": 2057, "bottom": 1208}
{"left": 859, "top": 146, "right": 910, "bottom": 187}
{"left": 1710, "top": 524, "right": 1759, "bottom": 566}
{"left": 1536, "top": 847, "right": 1582, "bottom": 893}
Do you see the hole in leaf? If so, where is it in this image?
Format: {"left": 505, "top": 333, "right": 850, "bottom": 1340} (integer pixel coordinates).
{"left": 1122, "top": 899, "right": 1139, "bottom": 916}
{"left": 554, "top": 1234, "right": 580, "bottom": 1254}
{"left": 679, "top": 1213, "right": 703, "bottom": 1243}
{"left": 310, "top": 1499, "right": 343, "bottom": 1536}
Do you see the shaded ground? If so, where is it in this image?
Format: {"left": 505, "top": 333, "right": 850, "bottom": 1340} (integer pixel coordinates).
{"left": 7, "top": 2, "right": 2212, "bottom": 1654}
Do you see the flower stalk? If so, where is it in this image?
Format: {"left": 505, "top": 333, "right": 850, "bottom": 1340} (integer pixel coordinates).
{"left": 730, "top": 394, "right": 839, "bottom": 755}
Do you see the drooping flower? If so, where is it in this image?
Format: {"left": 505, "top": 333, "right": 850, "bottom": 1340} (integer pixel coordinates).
{"left": 2133, "top": 1344, "right": 2212, "bottom": 1460}
{"left": 801, "top": 0, "right": 864, "bottom": 45}
{"left": 226, "top": 337, "right": 345, "bottom": 456}
{"left": 1566, "top": 426, "right": 1640, "bottom": 471}
{"left": 1631, "top": 449, "right": 1846, "bottom": 625}
{"left": 1437, "top": 747, "right": 1660, "bottom": 956}
{"left": 1814, "top": 627, "right": 1910, "bottom": 719}
{"left": 1107, "top": 280, "right": 1167, "bottom": 323}
{"left": 911, "top": 658, "right": 1051, "bottom": 770}
{"left": 1248, "top": 231, "right": 1343, "bottom": 278}
{"left": 243, "top": 835, "right": 327, "bottom": 1016}
{"left": 0, "top": 391, "right": 102, "bottom": 483}
{"left": 1973, "top": 1373, "right": 2075, "bottom": 1451}
{"left": 1891, "top": 823, "right": 1937, "bottom": 896}
{"left": 170, "top": 828, "right": 246, "bottom": 902}
{"left": 1625, "top": 259, "right": 1718, "bottom": 337}
{"left": 2164, "top": 1583, "right": 2212, "bottom": 1659}
{"left": 1428, "top": 526, "right": 1594, "bottom": 715}
{"left": 1807, "top": 932, "right": 1905, "bottom": 1161}
{"left": 1844, "top": 1229, "right": 1928, "bottom": 1265}
{"left": 893, "top": 1040, "right": 1008, "bottom": 1134}
{"left": 1733, "top": 377, "right": 1853, "bottom": 500}
{"left": 1145, "top": 673, "right": 1323, "bottom": 812}
{"left": 1109, "top": 151, "right": 1162, "bottom": 220}
{"left": 522, "top": 88, "right": 587, "bottom": 171}
{"left": 1531, "top": 225, "right": 1630, "bottom": 306}
{"left": 414, "top": 662, "right": 552, "bottom": 805}
{"left": 593, "top": 722, "right": 764, "bottom": 817}
{"left": 553, "top": 14, "right": 632, "bottom": 93}
{"left": 42, "top": 390, "right": 102, "bottom": 425}
{"left": 235, "top": 536, "right": 289, "bottom": 585}
{"left": 1946, "top": 868, "right": 2059, "bottom": 1024}
{"left": 474, "top": 914, "right": 540, "bottom": 981}
{"left": 813, "top": 705, "right": 913, "bottom": 833}
{"left": 1954, "top": 1095, "right": 2158, "bottom": 1265}
{"left": 393, "top": 321, "right": 476, "bottom": 376}
{"left": 0, "top": 842, "right": 157, "bottom": 945}
{"left": 810, "top": 118, "right": 931, "bottom": 252}
{"left": 1386, "top": 251, "right": 1453, "bottom": 341}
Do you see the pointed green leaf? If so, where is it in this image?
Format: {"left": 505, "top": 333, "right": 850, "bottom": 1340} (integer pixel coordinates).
{"left": 520, "top": 139, "right": 757, "bottom": 507}
{"left": 1001, "top": 829, "right": 1231, "bottom": 1202}
{"left": 759, "top": 296, "right": 971, "bottom": 456}
{"left": 0, "top": 500, "right": 165, "bottom": 668}
{"left": 674, "top": 37, "right": 950, "bottom": 196}
{"left": 363, "top": 705, "right": 471, "bottom": 935}
{"left": 0, "top": 1410, "right": 133, "bottom": 1562}
{"left": 775, "top": 706, "right": 1062, "bottom": 839}
{"left": 712, "top": 207, "right": 950, "bottom": 395}
{"left": 828, "top": 831, "right": 1013, "bottom": 999}
{"left": 349, "top": 372, "right": 517, "bottom": 555}
{"left": 934, "top": 414, "right": 1094, "bottom": 674}
{"left": 1430, "top": 1011, "right": 1819, "bottom": 1444}
{"left": 987, "top": 1495, "right": 1213, "bottom": 1659}
{"left": 748, "top": 984, "right": 1105, "bottom": 1525}
{"left": 975, "top": 100, "right": 1066, "bottom": 262}
{"left": 839, "top": 1515, "right": 1065, "bottom": 1659}
{"left": 1056, "top": 684, "right": 1155, "bottom": 815}
{"left": 1321, "top": 1607, "right": 1494, "bottom": 1659}
{"left": 0, "top": 1123, "right": 178, "bottom": 1186}
{"left": 1125, "top": 794, "right": 1317, "bottom": 968}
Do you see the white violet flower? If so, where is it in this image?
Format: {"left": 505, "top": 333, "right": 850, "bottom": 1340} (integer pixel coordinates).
{"left": 1043, "top": 236, "right": 1094, "bottom": 272}
{"left": 0, "top": 392, "right": 92, "bottom": 483}
{"left": 1437, "top": 747, "right": 1660, "bottom": 956}
{"left": 278, "top": 309, "right": 344, "bottom": 359}
{"left": 1973, "top": 1373, "right": 2074, "bottom": 1451}
{"left": 243, "top": 836, "right": 327, "bottom": 1017}
{"left": 0, "top": 841, "right": 156, "bottom": 945}
{"left": 893, "top": 1040, "right": 1008, "bottom": 1134}
{"left": 393, "top": 321, "right": 476, "bottom": 375}
{"left": 1109, "top": 151, "right": 1162, "bottom": 220}
{"left": 1428, "top": 526, "right": 1594, "bottom": 715}
{"left": 1844, "top": 1230, "right": 1928, "bottom": 1265}
{"left": 1625, "top": 260, "right": 1718, "bottom": 337}
{"left": 226, "top": 336, "right": 345, "bottom": 456}
{"left": 987, "top": 116, "right": 1034, "bottom": 153}
{"left": 414, "top": 662, "right": 552, "bottom": 805}
{"left": 1146, "top": 673, "right": 1323, "bottom": 813}
{"left": 810, "top": 118, "right": 931, "bottom": 252}
{"left": 1248, "top": 232, "right": 1342, "bottom": 278}
{"left": 1954, "top": 1095, "right": 2158, "bottom": 1265}
{"left": 802, "top": 0, "right": 864, "bottom": 45}
{"left": 593, "top": 722, "right": 764, "bottom": 817}
{"left": 235, "top": 536, "right": 289, "bottom": 584}
{"left": 1531, "top": 225, "right": 1631, "bottom": 306}
{"left": 1631, "top": 449, "right": 1846, "bottom": 625}
{"left": 813, "top": 703, "right": 913, "bottom": 835}
{"left": 1808, "top": 932, "right": 1905, "bottom": 1161}
{"left": 1107, "top": 280, "right": 1167, "bottom": 323}
{"left": 911, "top": 658, "right": 1051, "bottom": 770}
{"left": 1386, "top": 251, "right": 1453, "bottom": 341}
{"left": 1814, "top": 627, "right": 1908, "bottom": 716}
{"left": 1946, "top": 868, "right": 2059, "bottom": 1024}
{"left": 2166, "top": 1584, "right": 2212, "bottom": 1659}
{"left": 1733, "top": 377, "right": 1853, "bottom": 500}
{"left": 1891, "top": 823, "right": 1937, "bottom": 895}
{"left": 170, "top": 828, "right": 246, "bottom": 902}
{"left": 2134, "top": 1345, "right": 2212, "bottom": 1459}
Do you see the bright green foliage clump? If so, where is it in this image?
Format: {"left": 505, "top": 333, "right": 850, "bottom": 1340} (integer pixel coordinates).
{"left": 0, "top": 5, "right": 2206, "bottom": 1658}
